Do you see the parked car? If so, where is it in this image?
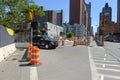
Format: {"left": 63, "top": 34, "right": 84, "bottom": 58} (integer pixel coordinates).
{"left": 113, "top": 39, "right": 120, "bottom": 42}
{"left": 33, "top": 35, "right": 58, "bottom": 49}
{"left": 108, "top": 38, "right": 120, "bottom": 42}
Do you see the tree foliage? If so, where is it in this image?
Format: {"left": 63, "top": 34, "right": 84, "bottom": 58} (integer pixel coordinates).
{"left": 0, "top": 0, "right": 45, "bottom": 27}
{"left": 66, "top": 31, "right": 74, "bottom": 38}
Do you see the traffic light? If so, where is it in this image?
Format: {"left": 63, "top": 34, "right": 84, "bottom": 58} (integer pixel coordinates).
{"left": 28, "top": 10, "right": 34, "bottom": 20}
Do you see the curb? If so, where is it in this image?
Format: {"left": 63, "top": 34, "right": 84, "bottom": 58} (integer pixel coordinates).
{"left": 0, "top": 43, "right": 16, "bottom": 62}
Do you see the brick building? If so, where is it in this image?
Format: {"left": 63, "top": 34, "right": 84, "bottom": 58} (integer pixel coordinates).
{"left": 104, "top": 22, "right": 117, "bottom": 36}
{"left": 69, "top": 0, "right": 89, "bottom": 37}
{"left": 69, "top": 0, "right": 88, "bottom": 28}
{"left": 117, "top": 0, "right": 120, "bottom": 32}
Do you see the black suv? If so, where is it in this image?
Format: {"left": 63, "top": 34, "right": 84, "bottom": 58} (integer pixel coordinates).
{"left": 33, "top": 35, "right": 58, "bottom": 49}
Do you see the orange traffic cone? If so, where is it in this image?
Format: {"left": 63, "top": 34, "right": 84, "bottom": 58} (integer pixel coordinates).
{"left": 73, "top": 39, "right": 77, "bottom": 46}
{"left": 30, "top": 46, "right": 40, "bottom": 65}
{"left": 62, "top": 39, "right": 64, "bottom": 46}
{"left": 27, "top": 46, "right": 33, "bottom": 61}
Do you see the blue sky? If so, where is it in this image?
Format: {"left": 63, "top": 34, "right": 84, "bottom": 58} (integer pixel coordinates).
{"left": 34, "top": 0, "right": 117, "bottom": 33}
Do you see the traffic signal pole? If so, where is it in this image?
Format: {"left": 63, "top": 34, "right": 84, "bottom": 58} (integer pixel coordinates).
{"left": 30, "top": 27, "right": 33, "bottom": 46}
{"left": 28, "top": 5, "right": 34, "bottom": 46}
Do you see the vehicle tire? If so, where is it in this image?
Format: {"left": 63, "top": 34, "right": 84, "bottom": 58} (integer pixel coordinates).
{"left": 45, "top": 44, "right": 49, "bottom": 49}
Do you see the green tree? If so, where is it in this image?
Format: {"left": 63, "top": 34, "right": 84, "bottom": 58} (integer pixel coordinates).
{"left": 0, "top": 0, "right": 45, "bottom": 27}
{"left": 66, "top": 31, "right": 74, "bottom": 38}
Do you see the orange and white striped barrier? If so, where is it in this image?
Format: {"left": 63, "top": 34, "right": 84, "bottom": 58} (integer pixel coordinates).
{"left": 77, "top": 39, "right": 80, "bottom": 45}
{"left": 61, "top": 40, "right": 64, "bottom": 46}
{"left": 73, "top": 39, "right": 77, "bottom": 46}
{"left": 27, "top": 46, "right": 33, "bottom": 61}
{"left": 30, "top": 46, "right": 40, "bottom": 65}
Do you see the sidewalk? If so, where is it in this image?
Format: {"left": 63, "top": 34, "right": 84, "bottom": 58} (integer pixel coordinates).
{"left": 0, "top": 48, "right": 30, "bottom": 80}
{"left": 0, "top": 48, "right": 27, "bottom": 63}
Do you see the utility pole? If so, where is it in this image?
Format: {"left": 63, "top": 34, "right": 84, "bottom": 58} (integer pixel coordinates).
{"left": 28, "top": 0, "right": 34, "bottom": 46}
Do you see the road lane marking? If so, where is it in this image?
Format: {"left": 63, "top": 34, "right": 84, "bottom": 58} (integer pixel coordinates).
{"left": 94, "top": 60, "right": 120, "bottom": 63}
{"left": 97, "top": 67, "right": 120, "bottom": 72}
{"left": 100, "top": 75, "right": 104, "bottom": 80}
{"left": 95, "top": 63, "right": 120, "bottom": 67}
{"left": 99, "top": 74, "right": 120, "bottom": 79}
{"left": 88, "top": 47, "right": 99, "bottom": 80}
{"left": 102, "top": 64, "right": 105, "bottom": 68}
{"left": 103, "top": 58, "right": 106, "bottom": 61}
{"left": 104, "top": 54, "right": 107, "bottom": 57}
{"left": 92, "top": 55, "right": 113, "bottom": 57}
{"left": 30, "top": 67, "right": 38, "bottom": 80}
{"left": 93, "top": 57, "right": 117, "bottom": 61}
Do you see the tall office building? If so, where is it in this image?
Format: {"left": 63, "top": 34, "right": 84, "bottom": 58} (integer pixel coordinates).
{"left": 56, "top": 10, "right": 64, "bottom": 26}
{"left": 45, "top": 10, "right": 57, "bottom": 24}
{"left": 69, "top": 0, "right": 81, "bottom": 25}
{"left": 99, "top": 3, "right": 112, "bottom": 35}
{"left": 69, "top": 0, "right": 88, "bottom": 27}
{"left": 33, "top": 10, "right": 57, "bottom": 24}
{"left": 86, "top": 2, "right": 92, "bottom": 35}
{"left": 117, "top": 0, "right": 120, "bottom": 32}
{"left": 99, "top": 3, "right": 112, "bottom": 25}
{"left": 33, "top": 10, "right": 64, "bottom": 26}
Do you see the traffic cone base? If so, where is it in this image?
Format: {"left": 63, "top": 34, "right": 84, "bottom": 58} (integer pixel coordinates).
{"left": 30, "top": 59, "right": 40, "bottom": 65}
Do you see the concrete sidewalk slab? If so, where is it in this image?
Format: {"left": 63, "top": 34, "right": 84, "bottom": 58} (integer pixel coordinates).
{"left": 0, "top": 48, "right": 30, "bottom": 80}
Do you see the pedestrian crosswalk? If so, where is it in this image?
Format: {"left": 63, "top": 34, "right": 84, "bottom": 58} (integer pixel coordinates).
{"left": 89, "top": 46, "right": 120, "bottom": 80}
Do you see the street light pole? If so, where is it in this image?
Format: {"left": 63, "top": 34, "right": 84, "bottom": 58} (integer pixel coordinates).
{"left": 28, "top": 0, "right": 34, "bottom": 46}
{"left": 30, "top": 27, "right": 33, "bottom": 45}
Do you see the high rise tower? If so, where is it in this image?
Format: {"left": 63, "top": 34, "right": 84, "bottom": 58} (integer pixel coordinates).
{"left": 69, "top": 0, "right": 88, "bottom": 27}
{"left": 99, "top": 3, "right": 112, "bottom": 25}
{"left": 56, "top": 10, "right": 64, "bottom": 26}
{"left": 69, "top": 0, "right": 82, "bottom": 25}
{"left": 117, "top": 0, "right": 120, "bottom": 32}
{"left": 86, "top": 2, "right": 92, "bottom": 35}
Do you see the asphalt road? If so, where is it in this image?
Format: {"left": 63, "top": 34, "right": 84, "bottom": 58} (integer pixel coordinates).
{"left": 38, "top": 46, "right": 91, "bottom": 80}
{"left": 0, "top": 41, "right": 120, "bottom": 80}
{"left": 104, "top": 41, "right": 120, "bottom": 60}
{"left": 0, "top": 45, "right": 92, "bottom": 80}
{"left": 90, "top": 41, "right": 120, "bottom": 80}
